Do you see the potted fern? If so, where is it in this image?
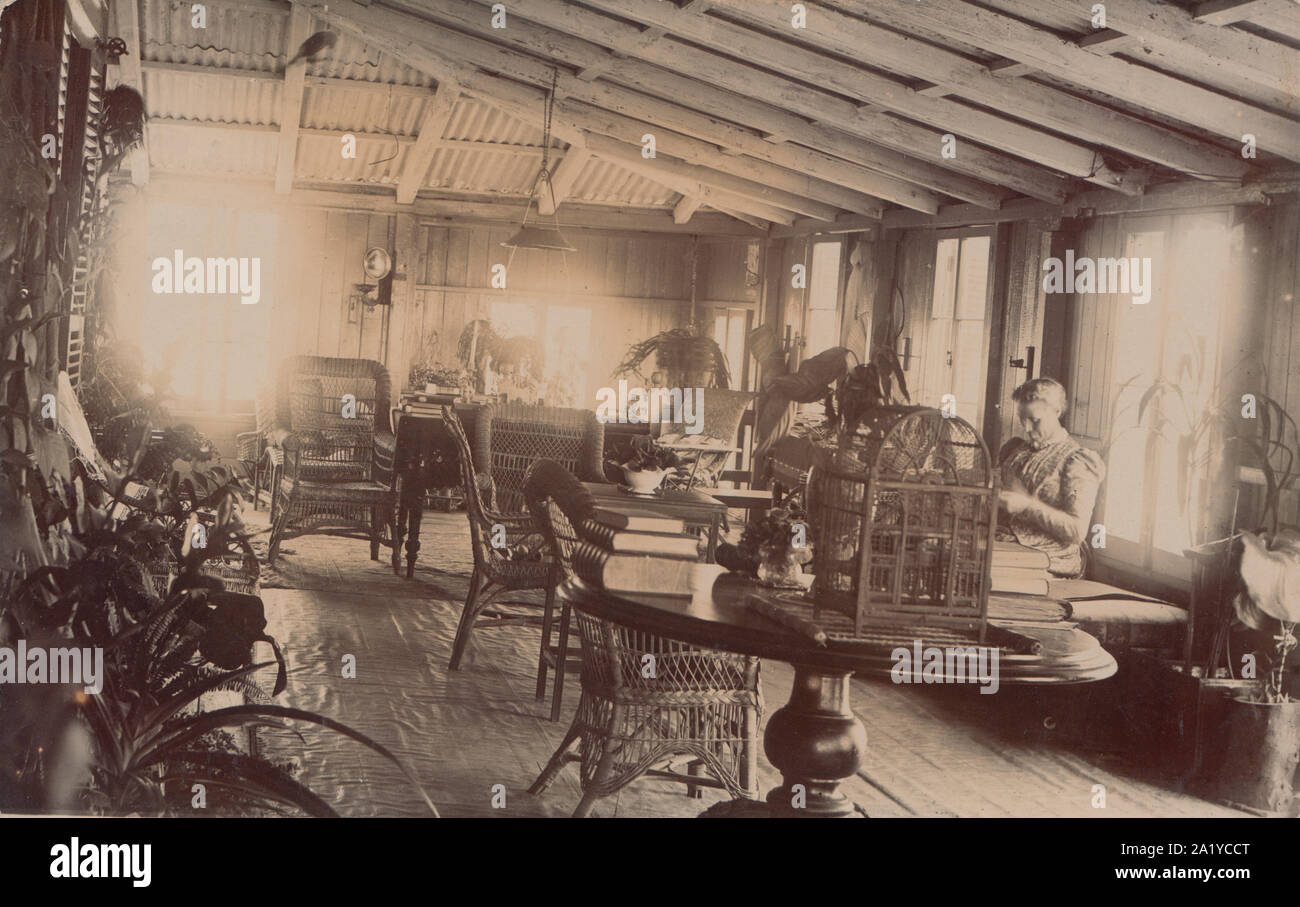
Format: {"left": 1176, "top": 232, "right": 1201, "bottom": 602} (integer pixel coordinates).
{"left": 614, "top": 323, "right": 730, "bottom": 389}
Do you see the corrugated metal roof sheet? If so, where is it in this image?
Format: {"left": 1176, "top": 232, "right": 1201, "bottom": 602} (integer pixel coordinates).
{"left": 133, "top": 0, "right": 682, "bottom": 207}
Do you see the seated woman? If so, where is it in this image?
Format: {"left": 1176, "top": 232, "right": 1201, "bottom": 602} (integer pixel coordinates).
{"left": 997, "top": 378, "right": 1105, "bottom": 579}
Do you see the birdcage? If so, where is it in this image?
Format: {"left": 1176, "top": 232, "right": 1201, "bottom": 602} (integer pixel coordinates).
{"left": 807, "top": 406, "right": 998, "bottom": 638}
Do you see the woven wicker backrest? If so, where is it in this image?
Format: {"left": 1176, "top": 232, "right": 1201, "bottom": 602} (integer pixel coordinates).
{"left": 662, "top": 388, "right": 754, "bottom": 443}
{"left": 523, "top": 459, "right": 596, "bottom": 582}
{"left": 272, "top": 356, "right": 392, "bottom": 469}
{"left": 572, "top": 613, "right": 754, "bottom": 695}
{"left": 474, "top": 403, "right": 603, "bottom": 515}
{"left": 272, "top": 356, "right": 392, "bottom": 435}
{"left": 442, "top": 405, "right": 494, "bottom": 522}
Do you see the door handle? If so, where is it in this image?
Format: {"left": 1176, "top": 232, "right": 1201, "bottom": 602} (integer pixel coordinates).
{"left": 1009, "top": 346, "right": 1036, "bottom": 378}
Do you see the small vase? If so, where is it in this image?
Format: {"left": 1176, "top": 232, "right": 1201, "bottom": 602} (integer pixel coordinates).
{"left": 757, "top": 552, "right": 805, "bottom": 588}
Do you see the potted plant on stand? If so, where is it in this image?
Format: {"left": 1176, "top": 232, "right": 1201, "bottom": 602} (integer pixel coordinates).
{"left": 614, "top": 323, "right": 731, "bottom": 390}
{"left": 1215, "top": 528, "right": 1300, "bottom": 815}
{"left": 605, "top": 436, "right": 680, "bottom": 495}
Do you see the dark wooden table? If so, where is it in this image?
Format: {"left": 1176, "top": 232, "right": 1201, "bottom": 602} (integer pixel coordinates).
{"left": 391, "top": 404, "right": 479, "bottom": 578}
{"left": 583, "top": 482, "right": 728, "bottom": 562}
{"left": 560, "top": 565, "right": 1118, "bottom": 817}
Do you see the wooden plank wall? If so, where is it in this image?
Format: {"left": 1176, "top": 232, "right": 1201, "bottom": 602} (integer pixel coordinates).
{"left": 1261, "top": 199, "right": 1300, "bottom": 525}
{"left": 269, "top": 208, "right": 394, "bottom": 368}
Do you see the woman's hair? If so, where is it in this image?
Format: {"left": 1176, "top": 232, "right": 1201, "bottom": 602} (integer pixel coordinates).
{"left": 1011, "top": 377, "right": 1068, "bottom": 416}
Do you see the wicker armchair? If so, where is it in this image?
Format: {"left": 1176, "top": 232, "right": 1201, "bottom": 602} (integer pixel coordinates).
{"left": 266, "top": 356, "right": 397, "bottom": 566}
{"left": 523, "top": 459, "right": 762, "bottom": 816}
{"left": 446, "top": 403, "right": 604, "bottom": 681}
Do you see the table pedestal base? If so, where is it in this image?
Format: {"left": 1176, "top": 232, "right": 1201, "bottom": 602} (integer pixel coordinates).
{"left": 701, "top": 666, "right": 869, "bottom": 818}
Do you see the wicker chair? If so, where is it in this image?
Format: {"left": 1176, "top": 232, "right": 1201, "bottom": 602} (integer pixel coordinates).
{"left": 523, "top": 458, "right": 762, "bottom": 816}
{"left": 659, "top": 388, "right": 755, "bottom": 491}
{"left": 443, "top": 406, "right": 597, "bottom": 719}
{"left": 447, "top": 403, "right": 604, "bottom": 680}
{"left": 266, "top": 356, "right": 397, "bottom": 566}
{"left": 234, "top": 378, "right": 276, "bottom": 510}
{"left": 471, "top": 402, "right": 605, "bottom": 514}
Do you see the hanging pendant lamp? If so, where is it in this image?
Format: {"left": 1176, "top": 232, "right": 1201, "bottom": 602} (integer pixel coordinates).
{"left": 503, "top": 70, "right": 576, "bottom": 253}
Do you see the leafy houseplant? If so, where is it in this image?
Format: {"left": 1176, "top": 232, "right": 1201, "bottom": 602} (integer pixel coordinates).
{"left": 605, "top": 436, "right": 679, "bottom": 494}
{"left": 730, "top": 506, "right": 812, "bottom": 588}
{"left": 1208, "top": 528, "right": 1300, "bottom": 814}
{"left": 1121, "top": 341, "right": 1300, "bottom": 814}
{"left": 408, "top": 362, "right": 468, "bottom": 396}
{"left": 615, "top": 324, "right": 731, "bottom": 390}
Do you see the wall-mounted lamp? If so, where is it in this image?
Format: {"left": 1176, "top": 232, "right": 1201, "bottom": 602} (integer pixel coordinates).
{"left": 351, "top": 246, "right": 394, "bottom": 308}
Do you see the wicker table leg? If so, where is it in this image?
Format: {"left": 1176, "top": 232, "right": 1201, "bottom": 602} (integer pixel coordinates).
{"left": 700, "top": 666, "right": 869, "bottom": 818}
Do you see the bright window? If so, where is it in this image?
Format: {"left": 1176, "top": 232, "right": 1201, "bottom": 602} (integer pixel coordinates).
{"left": 127, "top": 203, "right": 277, "bottom": 408}
{"left": 1099, "top": 214, "right": 1230, "bottom": 580}
{"left": 921, "top": 233, "right": 991, "bottom": 425}
{"left": 803, "top": 240, "right": 843, "bottom": 357}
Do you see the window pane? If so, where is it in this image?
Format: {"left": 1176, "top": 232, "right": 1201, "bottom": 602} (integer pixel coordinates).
{"left": 808, "top": 242, "right": 841, "bottom": 310}
{"left": 932, "top": 238, "right": 959, "bottom": 320}
{"left": 1104, "top": 230, "right": 1165, "bottom": 544}
{"left": 955, "top": 235, "right": 990, "bottom": 320}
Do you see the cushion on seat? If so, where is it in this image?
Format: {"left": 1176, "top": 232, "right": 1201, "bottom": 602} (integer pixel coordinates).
{"left": 279, "top": 477, "right": 395, "bottom": 503}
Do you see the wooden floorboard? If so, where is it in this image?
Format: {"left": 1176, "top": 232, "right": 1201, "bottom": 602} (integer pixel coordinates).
{"left": 245, "top": 508, "right": 1244, "bottom": 818}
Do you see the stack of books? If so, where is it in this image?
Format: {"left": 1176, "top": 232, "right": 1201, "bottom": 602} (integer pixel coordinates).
{"left": 399, "top": 390, "right": 459, "bottom": 416}
{"left": 572, "top": 504, "right": 702, "bottom": 596}
{"left": 990, "top": 540, "right": 1051, "bottom": 595}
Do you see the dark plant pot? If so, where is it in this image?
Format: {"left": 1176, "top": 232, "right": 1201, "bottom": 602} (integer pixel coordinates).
{"left": 1214, "top": 696, "right": 1300, "bottom": 814}
{"left": 657, "top": 343, "right": 716, "bottom": 388}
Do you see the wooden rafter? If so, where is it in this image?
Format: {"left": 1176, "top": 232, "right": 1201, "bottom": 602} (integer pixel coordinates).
{"left": 289, "top": 0, "right": 807, "bottom": 224}
{"left": 274, "top": 5, "right": 313, "bottom": 193}
{"left": 383, "top": 0, "right": 987, "bottom": 208}
{"left": 537, "top": 145, "right": 591, "bottom": 215}
{"left": 434, "top": 0, "right": 1070, "bottom": 202}
{"left": 583, "top": 132, "right": 841, "bottom": 221}
{"left": 113, "top": 0, "right": 149, "bottom": 185}
{"left": 396, "top": 78, "right": 460, "bottom": 204}
{"left": 291, "top": 0, "right": 901, "bottom": 216}
{"left": 848, "top": 0, "right": 1300, "bottom": 162}
{"left": 563, "top": 0, "right": 1151, "bottom": 195}
{"left": 1001, "top": 0, "right": 1298, "bottom": 112}
{"left": 672, "top": 196, "right": 702, "bottom": 225}
{"left": 712, "top": 0, "right": 1249, "bottom": 181}
{"left": 1194, "top": 0, "right": 1297, "bottom": 24}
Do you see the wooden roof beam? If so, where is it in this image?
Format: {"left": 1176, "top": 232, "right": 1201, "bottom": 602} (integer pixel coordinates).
{"left": 1194, "top": 0, "right": 1298, "bottom": 24}
{"left": 582, "top": 132, "right": 843, "bottom": 221}
{"left": 672, "top": 196, "right": 702, "bottom": 224}
{"left": 112, "top": 0, "right": 149, "bottom": 185}
{"left": 717, "top": 0, "right": 1249, "bottom": 180}
{"left": 382, "top": 0, "right": 973, "bottom": 208}
{"left": 577, "top": 0, "right": 1145, "bottom": 195}
{"left": 847, "top": 0, "right": 1300, "bottom": 162}
{"left": 537, "top": 146, "right": 591, "bottom": 215}
{"left": 274, "top": 6, "right": 313, "bottom": 193}
{"left": 1008, "top": 0, "right": 1299, "bottom": 110}
{"left": 396, "top": 77, "right": 460, "bottom": 204}
{"left": 457, "top": 0, "right": 1068, "bottom": 202}
{"left": 289, "top": 1, "right": 811, "bottom": 224}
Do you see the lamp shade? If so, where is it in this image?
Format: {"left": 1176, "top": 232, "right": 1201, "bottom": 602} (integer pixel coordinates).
{"left": 500, "top": 224, "right": 576, "bottom": 253}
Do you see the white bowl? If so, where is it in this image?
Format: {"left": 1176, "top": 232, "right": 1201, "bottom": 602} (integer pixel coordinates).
{"left": 621, "top": 466, "right": 667, "bottom": 495}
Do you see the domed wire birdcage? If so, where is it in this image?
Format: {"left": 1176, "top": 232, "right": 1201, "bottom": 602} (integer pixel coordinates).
{"left": 807, "top": 406, "right": 998, "bottom": 637}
